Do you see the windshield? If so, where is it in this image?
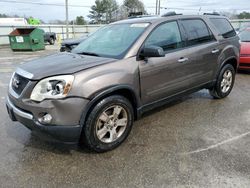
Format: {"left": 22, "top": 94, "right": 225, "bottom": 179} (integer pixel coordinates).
{"left": 239, "top": 29, "right": 250, "bottom": 42}
{"left": 72, "top": 23, "right": 149, "bottom": 59}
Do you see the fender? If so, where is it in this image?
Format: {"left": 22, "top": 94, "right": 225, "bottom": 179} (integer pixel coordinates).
{"left": 79, "top": 85, "right": 140, "bottom": 127}
{"left": 213, "top": 44, "right": 239, "bottom": 81}
{"left": 220, "top": 56, "right": 238, "bottom": 69}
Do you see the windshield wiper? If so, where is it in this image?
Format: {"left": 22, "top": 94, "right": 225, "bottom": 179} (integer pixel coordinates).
{"left": 77, "top": 51, "right": 100, "bottom": 57}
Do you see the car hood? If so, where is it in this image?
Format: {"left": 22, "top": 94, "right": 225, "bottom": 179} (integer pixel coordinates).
{"left": 240, "top": 42, "right": 250, "bottom": 55}
{"left": 61, "top": 37, "right": 86, "bottom": 45}
{"left": 18, "top": 53, "right": 116, "bottom": 80}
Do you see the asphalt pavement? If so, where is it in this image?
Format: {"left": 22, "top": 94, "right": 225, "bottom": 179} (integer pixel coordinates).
{"left": 0, "top": 44, "right": 250, "bottom": 187}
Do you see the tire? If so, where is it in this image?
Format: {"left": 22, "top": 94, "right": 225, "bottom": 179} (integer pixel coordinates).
{"left": 80, "top": 95, "right": 134, "bottom": 152}
{"left": 209, "top": 64, "right": 235, "bottom": 99}
{"left": 49, "top": 37, "right": 55, "bottom": 45}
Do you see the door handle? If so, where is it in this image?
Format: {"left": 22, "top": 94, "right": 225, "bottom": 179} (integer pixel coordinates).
{"left": 211, "top": 49, "right": 219, "bottom": 54}
{"left": 178, "top": 57, "right": 189, "bottom": 63}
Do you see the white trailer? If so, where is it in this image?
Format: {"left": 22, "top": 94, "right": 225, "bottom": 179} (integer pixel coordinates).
{"left": 0, "top": 18, "right": 28, "bottom": 26}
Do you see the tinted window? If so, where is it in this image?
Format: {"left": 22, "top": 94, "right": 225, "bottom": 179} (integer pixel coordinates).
{"left": 145, "top": 21, "right": 183, "bottom": 52}
{"left": 181, "top": 19, "right": 214, "bottom": 46}
{"left": 210, "top": 18, "right": 236, "bottom": 38}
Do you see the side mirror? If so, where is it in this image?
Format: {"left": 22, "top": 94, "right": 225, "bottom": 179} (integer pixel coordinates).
{"left": 142, "top": 45, "right": 165, "bottom": 58}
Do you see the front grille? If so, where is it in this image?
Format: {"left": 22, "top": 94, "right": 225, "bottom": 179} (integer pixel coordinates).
{"left": 240, "top": 63, "right": 250, "bottom": 67}
{"left": 11, "top": 73, "right": 29, "bottom": 95}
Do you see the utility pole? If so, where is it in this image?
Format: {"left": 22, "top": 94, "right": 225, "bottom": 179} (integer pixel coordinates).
{"left": 155, "top": 0, "right": 158, "bottom": 15}
{"left": 158, "top": 0, "right": 161, "bottom": 15}
{"left": 65, "top": 0, "right": 69, "bottom": 39}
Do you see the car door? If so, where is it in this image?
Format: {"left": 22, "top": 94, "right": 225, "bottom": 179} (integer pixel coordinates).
{"left": 179, "top": 18, "right": 220, "bottom": 84}
{"left": 139, "top": 21, "right": 203, "bottom": 105}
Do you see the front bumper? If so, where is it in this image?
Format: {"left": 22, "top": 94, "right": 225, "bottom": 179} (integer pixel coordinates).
{"left": 6, "top": 96, "right": 87, "bottom": 143}
{"left": 60, "top": 44, "right": 73, "bottom": 52}
{"left": 60, "top": 45, "right": 66, "bottom": 52}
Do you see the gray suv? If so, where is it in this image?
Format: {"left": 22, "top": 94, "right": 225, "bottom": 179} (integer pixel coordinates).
{"left": 6, "top": 14, "right": 240, "bottom": 152}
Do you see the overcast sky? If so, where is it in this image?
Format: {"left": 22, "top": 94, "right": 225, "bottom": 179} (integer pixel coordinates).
{"left": 0, "top": 0, "right": 249, "bottom": 22}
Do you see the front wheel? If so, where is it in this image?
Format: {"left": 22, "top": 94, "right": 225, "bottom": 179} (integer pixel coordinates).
{"left": 80, "top": 95, "right": 134, "bottom": 152}
{"left": 209, "top": 64, "right": 235, "bottom": 99}
{"left": 49, "top": 37, "right": 55, "bottom": 45}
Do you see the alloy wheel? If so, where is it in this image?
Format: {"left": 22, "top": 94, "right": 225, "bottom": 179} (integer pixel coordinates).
{"left": 96, "top": 105, "right": 128, "bottom": 143}
{"left": 221, "top": 70, "right": 233, "bottom": 93}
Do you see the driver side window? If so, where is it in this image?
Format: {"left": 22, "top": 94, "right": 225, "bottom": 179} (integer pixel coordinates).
{"left": 145, "top": 21, "right": 183, "bottom": 52}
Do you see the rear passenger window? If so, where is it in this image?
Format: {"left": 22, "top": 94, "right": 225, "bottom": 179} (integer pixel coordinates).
{"left": 145, "top": 21, "right": 184, "bottom": 52}
{"left": 181, "top": 19, "right": 214, "bottom": 46}
{"left": 210, "top": 18, "right": 236, "bottom": 38}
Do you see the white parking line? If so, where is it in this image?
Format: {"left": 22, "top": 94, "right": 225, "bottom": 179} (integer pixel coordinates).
{"left": 181, "top": 131, "right": 250, "bottom": 155}
{"left": 0, "top": 62, "right": 17, "bottom": 65}
{"left": 0, "top": 82, "right": 8, "bottom": 87}
{"left": 0, "top": 54, "right": 40, "bottom": 59}
{"left": 0, "top": 68, "right": 14, "bottom": 73}
{"left": 0, "top": 60, "right": 37, "bottom": 65}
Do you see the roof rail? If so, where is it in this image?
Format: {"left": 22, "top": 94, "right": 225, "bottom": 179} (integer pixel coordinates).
{"left": 128, "top": 15, "right": 156, "bottom": 19}
{"left": 203, "top": 12, "right": 220, "bottom": 16}
{"left": 161, "top": 11, "right": 182, "bottom": 17}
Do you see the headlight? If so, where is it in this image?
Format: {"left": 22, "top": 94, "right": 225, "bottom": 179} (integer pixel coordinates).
{"left": 30, "top": 75, "right": 74, "bottom": 102}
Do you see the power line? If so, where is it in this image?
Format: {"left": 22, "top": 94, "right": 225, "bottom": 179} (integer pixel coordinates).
{"left": 147, "top": 6, "right": 250, "bottom": 11}
{"left": 0, "top": 0, "right": 92, "bottom": 8}
{"left": 2, "top": 0, "right": 249, "bottom": 13}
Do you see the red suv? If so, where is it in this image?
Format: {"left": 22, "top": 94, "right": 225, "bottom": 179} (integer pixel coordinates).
{"left": 239, "top": 28, "right": 250, "bottom": 70}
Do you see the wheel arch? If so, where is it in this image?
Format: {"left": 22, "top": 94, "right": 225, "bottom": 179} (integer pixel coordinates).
{"left": 215, "top": 56, "right": 238, "bottom": 80}
{"left": 221, "top": 56, "right": 238, "bottom": 71}
{"left": 50, "top": 35, "right": 56, "bottom": 40}
{"left": 79, "top": 85, "right": 140, "bottom": 127}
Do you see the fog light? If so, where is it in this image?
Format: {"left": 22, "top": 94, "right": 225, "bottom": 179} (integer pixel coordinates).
{"left": 38, "top": 113, "right": 52, "bottom": 124}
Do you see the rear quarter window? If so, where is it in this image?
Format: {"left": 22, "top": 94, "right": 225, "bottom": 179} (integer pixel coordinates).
{"left": 210, "top": 18, "right": 236, "bottom": 38}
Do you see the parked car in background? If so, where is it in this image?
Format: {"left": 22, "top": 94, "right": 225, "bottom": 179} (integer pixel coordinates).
{"left": 60, "top": 35, "right": 87, "bottom": 52}
{"left": 43, "top": 30, "right": 56, "bottom": 45}
{"left": 6, "top": 14, "right": 240, "bottom": 152}
{"left": 239, "top": 28, "right": 250, "bottom": 70}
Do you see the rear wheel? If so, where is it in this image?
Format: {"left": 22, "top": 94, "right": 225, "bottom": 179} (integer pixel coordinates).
{"left": 80, "top": 95, "right": 134, "bottom": 152}
{"left": 209, "top": 64, "right": 235, "bottom": 99}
